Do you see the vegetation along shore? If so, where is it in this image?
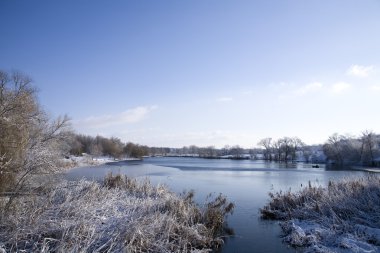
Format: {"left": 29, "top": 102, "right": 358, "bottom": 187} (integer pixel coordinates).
{"left": 261, "top": 175, "right": 380, "bottom": 252}
{"left": 0, "top": 174, "right": 234, "bottom": 252}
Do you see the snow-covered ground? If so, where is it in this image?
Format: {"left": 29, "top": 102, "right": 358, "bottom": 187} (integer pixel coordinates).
{"left": 59, "top": 155, "right": 131, "bottom": 170}
{"left": 61, "top": 155, "right": 144, "bottom": 170}
{"left": 280, "top": 220, "right": 380, "bottom": 253}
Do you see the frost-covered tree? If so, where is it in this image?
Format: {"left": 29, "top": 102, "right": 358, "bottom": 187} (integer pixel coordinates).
{"left": 323, "top": 133, "right": 361, "bottom": 166}
{"left": 278, "top": 137, "right": 294, "bottom": 162}
{"left": 258, "top": 138, "right": 272, "bottom": 160}
{"left": 0, "top": 71, "right": 70, "bottom": 197}
{"left": 323, "top": 134, "right": 346, "bottom": 165}
{"left": 360, "top": 130, "right": 380, "bottom": 166}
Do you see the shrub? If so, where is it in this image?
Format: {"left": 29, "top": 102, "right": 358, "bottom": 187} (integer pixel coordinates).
{"left": 261, "top": 175, "right": 380, "bottom": 251}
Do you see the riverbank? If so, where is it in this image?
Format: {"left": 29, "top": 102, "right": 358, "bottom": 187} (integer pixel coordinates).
{"left": 0, "top": 173, "right": 233, "bottom": 252}
{"left": 59, "top": 155, "right": 143, "bottom": 171}
{"left": 59, "top": 155, "right": 114, "bottom": 170}
{"left": 261, "top": 175, "right": 380, "bottom": 252}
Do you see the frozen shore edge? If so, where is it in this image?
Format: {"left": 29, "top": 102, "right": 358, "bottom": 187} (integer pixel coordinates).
{"left": 60, "top": 155, "right": 142, "bottom": 171}
{"left": 261, "top": 175, "right": 380, "bottom": 253}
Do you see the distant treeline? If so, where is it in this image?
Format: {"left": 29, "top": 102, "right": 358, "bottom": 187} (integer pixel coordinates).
{"left": 257, "top": 132, "right": 380, "bottom": 167}
{"left": 67, "top": 135, "right": 257, "bottom": 159}
{"left": 257, "top": 137, "right": 305, "bottom": 162}
{"left": 68, "top": 134, "right": 151, "bottom": 159}
{"left": 322, "top": 131, "right": 380, "bottom": 167}
{"left": 67, "top": 131, "right": 380, "bottom": 167}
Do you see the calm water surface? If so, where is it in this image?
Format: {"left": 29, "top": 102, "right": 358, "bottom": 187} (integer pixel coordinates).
{"left": 66, "top": 157, "right": 368, "bottom": 253}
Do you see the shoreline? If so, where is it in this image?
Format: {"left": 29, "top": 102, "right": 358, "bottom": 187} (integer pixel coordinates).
{"left": 1, "top": 174, "right": 233, "bottom": 252}
{"left": 60, "top": 155, "right": 114, "bottom": 171}
{"left": 60, "top": 155, "right": 144, "bottom": 172}
{"left": 261, "top": 175, "right": 380, "bottom": 252}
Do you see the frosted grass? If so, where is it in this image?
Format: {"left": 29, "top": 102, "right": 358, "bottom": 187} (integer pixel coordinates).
{"left": 261, "top": 175, "right": 380, "bottom": 252}
{"left": 0, "top": 174, "right": 233, "bottom": 252}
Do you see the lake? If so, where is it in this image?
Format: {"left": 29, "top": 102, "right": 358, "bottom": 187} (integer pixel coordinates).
{"left": 65, "top": 157, "right": 369, "bottom": 253}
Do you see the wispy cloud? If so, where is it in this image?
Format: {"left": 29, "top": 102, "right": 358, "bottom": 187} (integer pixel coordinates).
{"left": 370, "top": 85, "right": 380, "bottom": 91}
{"left": 293, "top": 82, "right": 323, "bottom": 96}
{"left": 277, "top": 80, "right": 354, "bottom": 99}
{"left": 331, "top": 82, "right": 351, "bottom": 94}
{"left": 217, "top": 97, "right": 233, "bottom": 102}
{"left": 346, "top": 64, "right": 374, "bottom": 77}
{"left": 74, "top": 105, "right": 157, "bottom": 129}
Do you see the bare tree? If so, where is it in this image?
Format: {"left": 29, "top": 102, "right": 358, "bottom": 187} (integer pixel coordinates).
{"left": 258, "top": 138, "right": 272, "bottom": 160}
{"left": 323, "top": 134, "right": 345, "bottom": 165}
{"left": 272, "top": 141, "right": 281, "bottom": 161}
{"left": 291, "top": 137, "right": 305, "bottom": 161}
{"left": 230, "top": 145, "right": 243, "bottom": 158}
{"left": 123, "top": 142, "right": 148, "bottom": 158}
{"left": 323, "top": 133, "right": 361, "bottom": 166}
{"left": 261, "top": 137, "right": 304, "bottom": 162}
{"left": 360, "top": 130, "right": 379, "bottom": 166}
{"left": 302, "top": 146, "right": 312, "bottom": 163}
{"left": 203, "top": 146, "right": 217, "bottom": 158}
{"left": 189, "top": 145, "right": 199, "bottom": 155}
{"left": 282, "top": 138, "right": 293, "bottom": 162}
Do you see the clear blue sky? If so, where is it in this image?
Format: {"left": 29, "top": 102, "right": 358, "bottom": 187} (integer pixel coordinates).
{"left": 1, "top": 0, "right": 380, "bottom": 147}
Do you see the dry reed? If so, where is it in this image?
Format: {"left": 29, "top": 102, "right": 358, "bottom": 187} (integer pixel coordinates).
{"left": 261, "top": 175, "right": 380, "bottom": 252}
{"left": 0, "top": 173, "right": 234, "bottom": 252}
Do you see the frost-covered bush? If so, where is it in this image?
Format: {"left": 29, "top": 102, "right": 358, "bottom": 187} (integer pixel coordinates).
{"left": 0, "top": 174, "right": 234, "bottom": 252}
{"left": 261, "top": 175, "right": 380, "bottom": 252}
{"left": 0, "top": 70, "right": 70, "bottom": 199}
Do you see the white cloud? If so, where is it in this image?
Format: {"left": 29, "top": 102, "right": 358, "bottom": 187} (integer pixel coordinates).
{"left": 346, "top": 64, "right": 374, "bottom": 77}
{"left": 293, "top": 82, "right": 323, "bottom": 96}
{"left": 331, "top": 82, "right": 351, "bottom": 94}
{"left": 370, "top": 85, "right": 380, "bottom": 91}
{"left": 217, "top": 97, "right": 233, "bottom": 102}
{"left": 74, "top": 105, "right": 157, "bottom": 129}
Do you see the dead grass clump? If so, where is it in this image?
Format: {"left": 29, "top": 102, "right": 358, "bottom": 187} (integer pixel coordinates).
{"left": 202, "top": 194, "right": 235, "bottom": 238}
{"left": 261, "top": 175, "right": 380, "bottom": 251}
{"left": 0, "top": 173, "right": 234, "bottom": 252}
{"left": 103, "top": 173, "right": 168, "bottom": 200}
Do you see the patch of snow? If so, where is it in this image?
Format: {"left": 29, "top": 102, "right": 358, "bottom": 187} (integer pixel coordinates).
{"left": 60, "top": 155, "right": 115, "bottom": 170}
{"left": 280, "top": 220, "right": 379, "bottom": 253}
{"left": 339, "top": 237, "right": 376, "bottom": 253}
{"left": 355, "top": 225, "right": 380, "bottom": 246}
